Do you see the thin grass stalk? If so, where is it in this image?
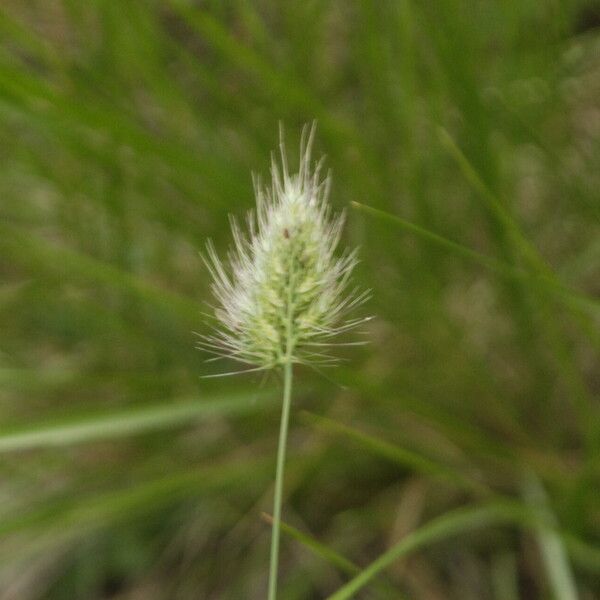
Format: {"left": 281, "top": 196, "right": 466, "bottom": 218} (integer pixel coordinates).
{"left": 268, "top": 360, "right": 293, "bottom": 600}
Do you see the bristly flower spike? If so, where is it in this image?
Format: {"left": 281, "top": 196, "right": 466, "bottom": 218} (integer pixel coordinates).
{"left": 200, "top": 124, "right": 369, "bottom": 600}
{"left": 199, "top": 124, "right": 369, "bottom": 375}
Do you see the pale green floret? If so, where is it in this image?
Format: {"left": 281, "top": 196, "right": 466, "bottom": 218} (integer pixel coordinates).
{"left": 200, "top": 127, "right": 368, "bottom": 372}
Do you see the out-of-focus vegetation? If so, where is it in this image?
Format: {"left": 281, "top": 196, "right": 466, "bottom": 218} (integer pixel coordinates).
{"left": 0, "top": 1, "right": 599, "bottom": 598}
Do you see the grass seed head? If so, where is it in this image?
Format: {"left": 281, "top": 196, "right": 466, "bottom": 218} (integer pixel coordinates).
{"left": 200, "top": 125, "right": 369, "bottom": 372}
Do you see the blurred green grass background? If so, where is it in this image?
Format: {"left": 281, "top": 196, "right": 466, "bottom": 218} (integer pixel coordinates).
{"left": 0, "top": 1, "right": 599, "bottom": 598}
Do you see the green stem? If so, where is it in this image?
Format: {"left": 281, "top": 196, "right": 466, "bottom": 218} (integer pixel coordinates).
{"left": 267, "top": 359, "right": 293, "bottom": 600}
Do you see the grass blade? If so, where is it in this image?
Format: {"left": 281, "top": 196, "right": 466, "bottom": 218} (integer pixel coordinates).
{"left": 0, "top": 392, "right": 275, "bottom": 453}
{"left": 326, "top": 503, "right": 517, "bottom": 600}
{"left": 437, "top": 127, "right": 550, "bottom": 274}
{"left": 301, "top": 411, "right": 490, "bottom": 497}
{"left": 0, "top": 223, "right": 200, "bottom": 323}
{"left": 0, "top": 457, "right": 271, "bottom": 539}
{"left": 523, "top": 473, "right": 579, "bottom": 600}
{"left": 261, "top": 513, "right": 359, "bottom": 577}
{"left": 261, "top": 513, "right": 402, "bottom": 599}
{"left": 351, "top": 201, "right": 600, "bottom": 315}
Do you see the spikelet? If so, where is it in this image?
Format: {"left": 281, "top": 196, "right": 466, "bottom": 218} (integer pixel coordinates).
{"left": 199, "top": 126, "right": 369, "bottom": 373}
